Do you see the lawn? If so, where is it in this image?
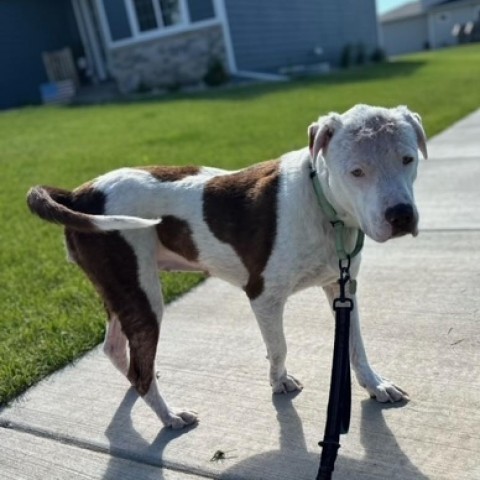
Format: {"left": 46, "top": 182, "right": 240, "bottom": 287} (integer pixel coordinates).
{"left": 1, "top": 44, "right": 480, "bottom": 405}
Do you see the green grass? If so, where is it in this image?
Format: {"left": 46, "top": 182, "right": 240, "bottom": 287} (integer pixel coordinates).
{"left": 2, "top": 44, "right": 480, "bottom": 405}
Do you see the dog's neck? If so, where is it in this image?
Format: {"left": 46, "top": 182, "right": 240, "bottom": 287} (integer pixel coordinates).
{"left": 311, "top": 155, "right": 360, "bottom": 230}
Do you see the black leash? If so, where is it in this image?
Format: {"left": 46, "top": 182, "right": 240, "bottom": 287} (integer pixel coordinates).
{"left": 316, "top": 257, "right": 354, "bottom": 480}
{"left": 308, "top": 165, "right": 363, "bottom": 479}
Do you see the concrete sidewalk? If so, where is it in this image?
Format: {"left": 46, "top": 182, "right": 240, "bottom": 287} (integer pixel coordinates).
{"left": 1, "top": 109, "right": 480, "bottom": 480}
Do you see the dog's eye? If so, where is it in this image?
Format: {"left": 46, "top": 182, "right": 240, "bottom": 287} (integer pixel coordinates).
{"left": 403, "top": 156, "right": 414, "bottom": 165}
{"left": 351, "top": 168, "right": 365, "bottom": 178}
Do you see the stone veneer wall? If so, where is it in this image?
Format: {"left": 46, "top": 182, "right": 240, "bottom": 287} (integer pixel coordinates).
{"left": 108, "top": 24, "right": 227, "bottom": 93}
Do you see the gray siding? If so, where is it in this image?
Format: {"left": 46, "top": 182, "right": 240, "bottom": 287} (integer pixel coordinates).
{"left": 224, "top": 0, "right": 378, "bottom": 72}
{"left": 431, "top": 3, "right": 480, "bottom": 48}
{"left": 320, "top": 0, "right": 379, "bottom": 65}
{"left": 381, "top": 15, "right": 429, "bottom": 55}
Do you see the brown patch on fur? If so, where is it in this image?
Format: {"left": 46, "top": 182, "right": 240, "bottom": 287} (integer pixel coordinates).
{"left": 140, "top": 165, "right": 200, "bottom": 182}
{"left": 203, "top": 160, "right": 280, "bottom": 300}
{"left": 156, "top": 216, "right": 199, "bottom": 261}
{"left": 66, "top": 229, "right": 159, "bottom": 396}
{"left": 64, "top": 183, "right": 159, "bottom": 396}
{"left": 26, "top": 184, "right": 104, "bottom": 232}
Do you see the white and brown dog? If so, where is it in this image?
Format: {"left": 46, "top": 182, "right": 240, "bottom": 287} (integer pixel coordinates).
{"left": 27, "top": 104, "right": 427, "bottom": 429}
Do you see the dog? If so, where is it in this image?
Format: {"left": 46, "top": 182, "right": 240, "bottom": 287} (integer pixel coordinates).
{"left": 27, "top": 104, "right": 427, "bottom": 429}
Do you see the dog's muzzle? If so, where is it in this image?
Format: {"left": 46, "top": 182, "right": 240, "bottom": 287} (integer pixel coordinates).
{"left": 384, "top": 203, "right": 417, "bottom": 237}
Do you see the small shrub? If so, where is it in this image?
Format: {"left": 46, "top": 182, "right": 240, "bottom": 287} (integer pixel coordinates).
{"left": 340, "top": 44, "right": 353, "bottom": 68}
{"left": 355, "top": 43, "right": 366, "bottom": 65}
{"left": 203, "top": 57, "right": 229, "bottom": 87}
{"left": 370, "top": 47, "right": 387, "bottom": 63}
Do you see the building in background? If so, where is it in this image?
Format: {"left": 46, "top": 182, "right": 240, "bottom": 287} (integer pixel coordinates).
{"left": 0, "top": 0, "right": 379, "bottom": 109}
{"left": 380, "top": 0, "right": 480, "bottom": 56}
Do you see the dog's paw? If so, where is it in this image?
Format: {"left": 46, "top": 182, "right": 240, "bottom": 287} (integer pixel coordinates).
{"left": 361, "top": 373, "right": 409, "bottom": 403}
{"left": 166, "top": 409, "right": 199, "bottom": 429}
{"left": 272, "top": 374, "right": 304, "bottom": 394}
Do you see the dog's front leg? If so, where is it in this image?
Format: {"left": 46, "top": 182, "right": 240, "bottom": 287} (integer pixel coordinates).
{"left": 251, "top": 295, "right": 303, "bottom": 394}
{"left": 323, "top": 283, "right": 409, "bottom": 403}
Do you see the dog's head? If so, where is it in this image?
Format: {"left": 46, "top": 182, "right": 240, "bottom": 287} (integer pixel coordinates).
{"left": 308, "top": 104, "right": 428, "bottom": 243}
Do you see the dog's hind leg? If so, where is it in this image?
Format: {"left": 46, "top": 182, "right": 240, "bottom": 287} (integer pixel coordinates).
{"left": 103, "top": 314, "right": 129, "bottom": 376}
{"left": 66, "top": 228, "right": 197, "bottom": 429}
{"left": 250, "top": 295, "right": 303, "bottom": 394}
{"left": 120, "top": 229, "right": 198, "bottom": 429}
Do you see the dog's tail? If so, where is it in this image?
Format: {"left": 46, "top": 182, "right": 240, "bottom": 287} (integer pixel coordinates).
{"left": 27, "top": 185, "right": 160, "bottom": 232}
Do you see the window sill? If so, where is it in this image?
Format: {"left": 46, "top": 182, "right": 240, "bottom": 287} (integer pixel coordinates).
{"left": 109, "top": 18, "right": 221, "bottom": 49}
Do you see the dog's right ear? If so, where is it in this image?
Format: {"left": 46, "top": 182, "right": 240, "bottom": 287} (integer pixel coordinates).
{"left": 308, "top": 114, "right": 342, "bottom": 161}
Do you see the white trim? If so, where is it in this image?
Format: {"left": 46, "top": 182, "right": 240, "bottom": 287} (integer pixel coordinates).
{"left": 427, "top": 12, "right": 436, "bottom": 48}
{"left": 72, "top": 0, "right": 108, "bottom": 81}
{"left": 235, "top": 70, "right": 289, "bottom": 82}
{"left": 152, "top": 0, "right": 165, "bottom": 28}
{"left": 125, "top": 0, "right": 140, "bottom": 36}
{"left": 108, "top": 17, "right": 221, "bottom": 49}
{"left": 98, "top": 0, "right": 221, "bottom": 50}
{"left": 80, "top": 0, "right": 108, "bottom": 80}
{"left": 375, "top": 3, "right": 384, "bottom": 48}
{"left": 94, "top": 0, "right": 113, "bottom": 45}
{"left": 213, "top": 0, "right": 237, "bottom": 73}
{"left": 179, "top": 0, "right": 190, "bottom": 24}
{"left": 72, "top": 0, "right": 94, "bottom": 71}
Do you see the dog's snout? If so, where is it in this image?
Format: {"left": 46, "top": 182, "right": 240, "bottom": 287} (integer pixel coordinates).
{"left": 385, "top": 203, "right": 415, "bottom": 236}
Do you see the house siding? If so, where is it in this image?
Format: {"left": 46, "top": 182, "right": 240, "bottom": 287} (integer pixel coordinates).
{"left": 223, "top": 0, "right": 378, "bottom": 72}
{"left": 381, "top": 15, "right": 429, "bottom": 55}
{"left": 0, "top": 0, "right": 82, "bottom": 109}
{"left": 381, "top": 0, "right": 480, "bottom": 56}
{"left": 430, "top": 2, "right": 480, "bottom": 47}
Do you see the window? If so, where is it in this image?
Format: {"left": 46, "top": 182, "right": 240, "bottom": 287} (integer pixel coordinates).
{"left": 160, "top": 0, "right": 182, "bottom": 26}
{"left": 187, "top": 0, "right": 215, "bottom": 23}
{"left": 133, "top": 0, "right": 159, "bottom": 32}
{"left": 103, "top": 0, "right": 132, "bottom": 41}
{"left": 132, "top": 0, "right": 182, "bottom": 32}
{"left": 100, "top": 0, "right": 217, "bottom": 45}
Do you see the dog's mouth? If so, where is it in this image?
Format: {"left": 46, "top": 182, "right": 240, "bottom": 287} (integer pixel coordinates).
{"left": 366, "top": 221, "right": 419, "bottom": 243}
{"left": 390, "top": 218, "right": 419, "bottom": 239}
{"left": 390, "top": 230, "right": 418, "bottom": 239}
{"left": 390, "top": 223, "right": 418, "bottom": 239}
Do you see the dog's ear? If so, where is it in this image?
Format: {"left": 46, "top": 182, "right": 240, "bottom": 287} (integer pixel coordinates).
{"left": 397, "top": 106, "right": 428, "bottom": 159}
{"left": 308, "top": 113, "right": 342, "bottom": 161}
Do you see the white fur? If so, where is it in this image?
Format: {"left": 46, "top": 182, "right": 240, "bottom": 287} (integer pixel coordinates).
{"left": 95, "top": 105, "right": 426, "bottom": 427}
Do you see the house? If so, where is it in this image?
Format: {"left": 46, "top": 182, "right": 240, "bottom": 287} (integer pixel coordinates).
{"left": 0, "top": 0, "right": 379, "bottom": 110}
{"left": 379, "top": 0, "right": 480, "bottom": 56}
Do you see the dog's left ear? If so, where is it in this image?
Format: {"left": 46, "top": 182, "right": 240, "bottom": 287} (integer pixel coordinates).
{"left": 398, "top": 106, "right": 428, "bottom": 159}
{"left": 308, "top": 113, "right": 342, "bottom": 161}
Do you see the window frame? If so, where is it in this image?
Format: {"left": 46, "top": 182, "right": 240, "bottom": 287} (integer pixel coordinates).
{"left": 96, "top": 0, "right": 220, "bottom": 49}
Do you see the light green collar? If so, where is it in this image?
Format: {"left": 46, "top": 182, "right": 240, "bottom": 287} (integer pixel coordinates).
{"left": 309, "top": 165, "right": 365, "bottom": 261}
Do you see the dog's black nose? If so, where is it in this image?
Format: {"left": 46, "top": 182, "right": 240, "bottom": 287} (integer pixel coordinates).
{"left": 385, "top": 203, "right": 415, "bottom": 236}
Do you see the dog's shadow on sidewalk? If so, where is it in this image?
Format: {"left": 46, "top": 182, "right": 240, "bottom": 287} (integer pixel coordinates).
{"left": 221, "top": 395, "right": 429, "bottom": 480}
{"left": 102, "top": 387, "right": 195, "bottom": 480}
{"left": 102, "top": 388, "right": 428, "bottom": 480}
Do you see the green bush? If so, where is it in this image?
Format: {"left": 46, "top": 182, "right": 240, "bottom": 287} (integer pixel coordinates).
{"left": 340, "top": 44, "right": 353, "bottom": 68}
{"left": 203, "top": 57, "right": 229, "bottom": 87}
{"left": 370, "top": 47, "right": 387, "bottom": 63}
